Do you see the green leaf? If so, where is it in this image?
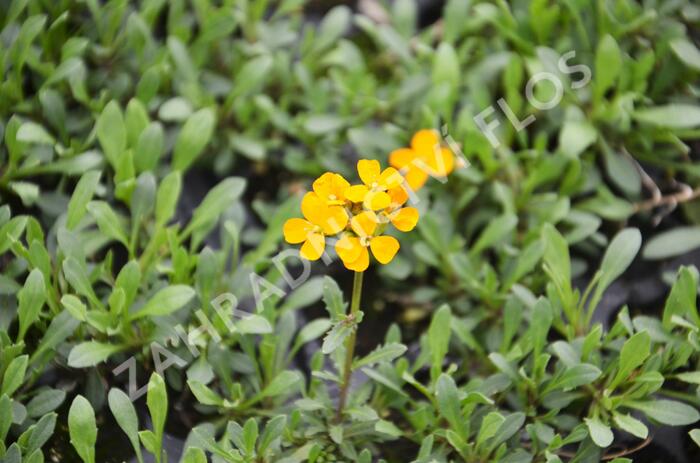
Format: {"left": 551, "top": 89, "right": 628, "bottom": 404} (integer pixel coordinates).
{"left": 125, "top": 98, "right": 149, "bottom": 148}
{"left": 690, "top": 429, "right": 700, "bottom": 448}
{"left": 87, "top": 200, "right": 129, "bottom": 246}
{"left": 292, "top": 318, "right": 332, "bottom": 355}
{"left": 184, "top": 177, "right": 246, "bottom": 236}
{"left": 585, "top": 417, "right": 613, "bottom": 448}
{"left": 97, "top": 101, "right": 127, "bottom": 167}
{"left": 643, "top": 226, "right": 700, "bottom": 260}
{"left": 476, "top": 412, "right": 505, "bottom": 448}
{"left": 187, "top": 380, "right": 224, "bottom": 406}
{"left": 155, "top": 171, "right": 182, "bottom": 227}
{"left": 432, "top": 42, "right": 459, "bottom": 91}
{"left": 595, "top": 34, "right": 622, "bottom": 98}
{"left": 242, "top": 418, "right": 258, "bottom": 455}
{"left": 131, "top": 173, "right": 156, "bottom": 223}
{"left": 66, "top": 171, "right": 101, "bottom": 230}
{"left": 62, "top": 258, "right": 100, "bottom": 307}
{"left": 172, "top": 108, "right": 216, "bottom": 171}
{"left": 130, "top": 285, "right": 195, "bottom": 320}
{"left": 0, "top": 394, "right": 11, "bottom": 441}
{"left": 68, "top": 395, "right": 97, "bottom": 463}
{"left": 68, "top": 341, "right": 123, "bottom": 368}
{"left": 428, "top": 304, "right": 451, "bottom": 381}
{"left": 633, "top": 104, "right": 700, "bottom": 129}
{"left": 662, "top": 267, "right": 698, "bottom": 329}
{"left": 435, "top": 374, "right": 465, "bottom": 436}
{"left": 321, "top": 320, "right": 353, "bottom": 354}
{"left": 182, "top": 447, "right": 207, "bottom": 463}
{"left": 231, "top": 55, "right": 274, "bottom": 97}
{"left": 589, "top": 228, "right": 641, "bottom": 316}
{"left": 27, "top": 389, "right": 66, "bottom": 417}
{"left": 549, "top": 364, "right": 602, "bottom": 392}
{"left": 541, "top": 224, "right": 574, "bottom": 307}
{"left": 258, "top": 415, "right": 286, "bottom": 453}
{"left": 627, "top": 400, "right": 700, "bottom": 426}
{"left": 17, "top": 269, "right": 45, "bottom": 341}
{"left": 147, "top": 373, "right": 167, "bottom": 457}
{"left": 528, "top": 297, "right": 552, "bottom": 357}
{"left": 236, "top": 314, "right": 273, "bottom": 334}
{"left": 31, "top": 310, "right": 80, "bottom": 363}
{"left": 26, "top": 412, "right": 57, "bottom": 454}
{"left": 2, "top": 355, "right": 28, "bottom": 397}
{"left": 610, "top": 331, "right": 650, "bottom": 390}
{"left": 259, "top": 371, "right": 300, "bottom": 400}
{"left": 134, "top": 122, "right": 164, "bottom": 173}
{"left": 108, "top": 388, "right": 143, "bottom": 463}
{"left": 304, "top": 114, "right": 344, "bottom": 135}
{"left": 322, "top": 276, "right": 346, "bottom": 320}
{"left": 613, "top": 413, "right": 648, "bottom": 439}
{"left": 471, "top": 214, "right": 517, "bottom": 253}
{"left": 599, "top": 228, "right": 641, "bottom": 287}
{"left": 559, "top": 120, "right": 597, "bottom": 157}
{"left": 354, "top": 343, "right": 407, "bottom": 369}
{"left": 670, "top": 38, "right": 700, "bottom": 71}
{"left": 16, "top": 121, "right": 55, "bottom": 145}
{"left": 677, "top": 372, "right": 700, "bottom": 384}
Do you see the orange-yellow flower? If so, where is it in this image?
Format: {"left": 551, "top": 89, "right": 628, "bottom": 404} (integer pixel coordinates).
{"left": 345, "top": 160, "right": 404, "bottom": 210}
{"left": 312, "top": 172, "right": 350, "bottom": 206}
{"left": 379, "top": 186, "right": 419, "bottom": 232}
{"left": 389, "top": 129, "right": 455, "bottom": 191}
{"left": 283, "top": 192, "right": 348, "bottom": 260}
{"left": 335, "top": 211, "right": 400, "bottom": 271}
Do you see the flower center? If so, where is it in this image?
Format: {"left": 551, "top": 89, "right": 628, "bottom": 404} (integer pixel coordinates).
{"left": 360, "top": 236, "right": 371, "bottom": 247}
{"left": 329, "top": 194, "right": 337, "bottom": 200}
{"left": 371, "top": 181, "right": 378, "bottom": 189}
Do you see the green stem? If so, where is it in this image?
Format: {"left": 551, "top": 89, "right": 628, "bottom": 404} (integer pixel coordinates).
{"left": 336, "top": 271, "right": 364, "bottom": 422}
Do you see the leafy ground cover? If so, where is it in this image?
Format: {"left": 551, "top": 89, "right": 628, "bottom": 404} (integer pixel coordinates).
{"left": 2, "top": 0, "right": 700, "bottom": 461}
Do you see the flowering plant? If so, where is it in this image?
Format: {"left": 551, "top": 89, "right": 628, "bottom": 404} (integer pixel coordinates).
{"left": 283, "top": 130, "right": 455, "bottom": 419}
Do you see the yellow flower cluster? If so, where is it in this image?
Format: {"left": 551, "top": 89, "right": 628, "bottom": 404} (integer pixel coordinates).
{"left": 283, "top": 130, "right": 455, "bottom": 271}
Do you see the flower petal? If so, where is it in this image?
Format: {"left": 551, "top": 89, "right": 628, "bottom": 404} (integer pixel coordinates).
{"left": 320, "top": 205, "right": 348, "bottom": 235}
{"left": 357, "top": 159, "right": 380, "bottom": 185}
{"left": 404, "top": 166, "right": 429, "bottom": 191}
{"left": 391, "top": 207, "right": 419, "bottom": 232}
{"left": 300, "top": 232, "right": 325, "bottom": 260}
{"left": 345, "top": 247, "right": 370, "bottom": 272}
{"left": 387, "top": 186, "right": 409, "bottom": 207}
{"left": 365, "top": 191, "right": 391, "bottom": 211}
{"left": 283, "top": 218, "right": 313, "bottom": 244}
{"left": 313, "top": 173, "right": 350, "bottom": 203}
{"left": 312, "top": 172, "right": 336, "bottom": 199}
{"left": 411, "top": 129, "right": 440, "bottom": 155}
{"left": 425, "top": 147, "right": 455, "bottom": 177}
{"left": 378, "top": 167, "right": 404, "bottom": 189}
{"left": 301, "top": 192, "right": 326, "bottom": 225}
{"left": 370, "top": 235, "right": 400, "bottom": 264}
{"left": 335, "top": 234, "right": 363, "bottom": 264}
{"left": 350, "top": 210, "right": 378, "bottom": 237}
{"left": 389, "top": 148, "right": 416, "bottom": 170}
{"left": 345, "top": 184, "right": 369, "bottom": 203}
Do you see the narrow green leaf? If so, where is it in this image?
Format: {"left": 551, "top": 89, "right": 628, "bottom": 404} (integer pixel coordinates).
{"left": 17, "top": 269, "right": 45, "bottom": 341}
{"left": 130, "top": 285, "right": 195, "bottom": 319}
{"left": 66, "top": 171, "right": 101, "bottom": 230}
{"left": 2, "top": 355, "right": 28, "bottom": 397}
{"left": 68, "top": 395, "right": 97, "bottom": 463}
{"left": 585, "top": 417, "right": 613, "bottom": 447}
{"left": 627, "top": 400, "right": 700, "bottom": 426}
{"left": 108, "top": 388, "right": 143, "bottom": 463}
{"left": 68, "top": 342, "right": 123, "bottom": 368}
{"left": 96, "top": 101, "right": 126, "bottom": 167}
{"left": 172, "top": 108, "right": 216, "bottom": 171}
